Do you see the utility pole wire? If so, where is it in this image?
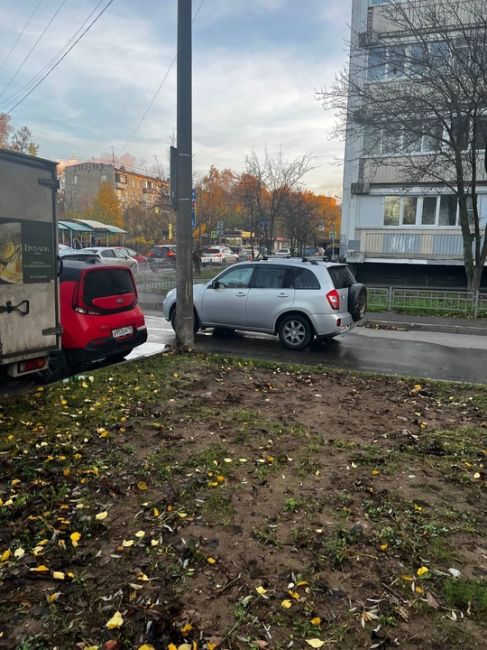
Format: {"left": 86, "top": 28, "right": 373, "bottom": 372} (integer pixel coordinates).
{"left": 118, "top": 0, "right": 207, "bottom": 156}
{"left": 1, "top": 0, "right": 106, "bottom": 110}
{"left": 0, "top": 0, "right": 44, "bottom": 76}
{"left": 0, "top": 0, "right": 68, "bottom": 102}
{"left": 6, "top": 0, "right": 117, "bottom": 115}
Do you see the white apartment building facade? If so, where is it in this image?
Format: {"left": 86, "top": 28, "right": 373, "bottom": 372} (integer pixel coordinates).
{"left": 341, "top": 0, "right": 487, "bottom": 286}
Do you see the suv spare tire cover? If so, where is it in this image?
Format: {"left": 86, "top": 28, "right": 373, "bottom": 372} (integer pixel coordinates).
{"left": 348, "top": 283, "right": 367, "bottom": 322}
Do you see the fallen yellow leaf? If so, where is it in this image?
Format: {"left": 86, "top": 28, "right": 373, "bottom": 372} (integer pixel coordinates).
{"left": 122, "top": 539, "right": 134, "bottom": 547}
{"left": 311, "top": 617, "right": 321, "bottom": 625}
{"left": 30, "top": 565, "right": 49, "bottom": 573}
{"left": 417, "top": 566, "right": 429, "bottom": 577}
{"left": 305, "top": 640, "right": 325, "bottom": 648}
{"left": 380, "top": 543, "right": 388, "bottom": 551}
{"left": 0, "top": 549, "right": 11, "bottom": 563}
{"left": 137, "top": 481, "right": 149, "bottom": 491}
{"left": 207, "top": 557, "right": 217, "bottom": 565}
{"left": 95, "top": 511, "right": 108, "bottom": 521}
{"left": 52, "top": 571, "right": 65, "bottom": 580}
{"left": 137, "top": 572, "right": 149, "bottom": 582}
{"left": 105, "top": 610, "right": 124, "bottom": 629}
{"left": 70, "top": 532, "right": 81, "bottom": 547}
{"left": 180, "top": 622, "right": 193, "bottom": 634}
{"left": 281, "top": 599, "right": 292, "bottom": 609}
{"left": 255, "top": 586, "right": 267, "bottom": 596}
{"left": 135, "top": 530, "right": 145, "bottom": 538}
{"left": 14, "top": 548, "right": 25, "bottom": 559}
{"left": 137, "top": 646, "right": 155, "bottom": 650}
{"left": 47, "top": 591, "right": 61, "bottom": 603}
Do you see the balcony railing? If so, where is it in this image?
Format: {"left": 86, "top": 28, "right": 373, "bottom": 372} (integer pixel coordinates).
{"left": 351, "top": 228, "right": 469, "bottom": 261}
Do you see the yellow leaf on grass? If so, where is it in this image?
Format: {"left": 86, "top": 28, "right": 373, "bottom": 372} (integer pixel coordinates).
{"left": 281, "top": 599, "right": 292, "bottom": 609}
{"left": 177, "top": 645, "right": 191, "bottom": 650}
{"left": 371, "top": 469, "right": 380, "bottom": 476}
{"left": 137, "top": 572, "right": 149, "bottom": 582}
{"left": 52, "top": 571, "right": 65, "bottom": 580}
{"left": 305, "top": 640, "right": 325, "bottom": 648}
{"left": 380, "top": 543, "right": 388, "bottom": 551}
{"left": 417, "top": 566, "right": 429, "bottom": 577}
{"left": 135, "top": 530, "right": 145, "bottom": 538}
{"left": 168, "top": 645, "right": 178, "bottom": 650}
{"left": 47, "top": 591, "right": 61, "bottom": 603}
{"left": 0, "top": 549, "right": 11, "bottom": 562}
{"left": 14, "top": 548, "right": 25, "bottom": 559}
{"left": 255, "top": 586, "right": 267, "bottom": 596}
{"left": 207, "top": 557, "right": 217, "bottom": 565}
{"left": 137, "top": 646, "right": 155, "bottom": 650}
{"left": 137, "top": 481, "right": 149, "bottom": 491}
{"left": 97, "top": 427, "right": 109, "bottom": 438}
{"left": 415, "top": 585, "right": 424, "bottom": 594}
{"left": 153, "top": 507, "right": 160, "bottom": 517}
{"left": 207, "top": 644, "right": 218, "bottom": 650}
{"left": 401, "top": 574, "right": 414, "bottom": 582}
{"left": 70, "top": 532, "right": 81, "bottom": 547}
{"left": 122, "top": 539, "right": 134, "bottom": 547}
{"left": 95, "top": 511, "right": 108, "bottom": 521}
{"left": 105, "top": 610, "right": 123, "bottom": 629}
{"left": 30, "top": 565, "right": 49, "bottom": 573}
{"left": 311, "top": 617, "right": 321, "bottom": 625}
{"left": 180, "top": 622, "right": 192, "bottom": 634}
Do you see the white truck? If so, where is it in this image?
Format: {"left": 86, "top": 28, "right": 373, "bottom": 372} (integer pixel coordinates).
{"left": 0, "top": 149, "right": 61, "bottom": 378}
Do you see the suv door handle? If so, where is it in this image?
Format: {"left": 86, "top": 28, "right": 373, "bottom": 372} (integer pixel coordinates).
{"left": 277, "top": 293, "right": 289, "bottom": 298}
{"left": 236, "top": 292, "right": 246, "bottom": 297}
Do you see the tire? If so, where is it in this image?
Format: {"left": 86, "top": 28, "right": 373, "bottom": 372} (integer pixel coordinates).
{"left": 348, "top": 283, "right": 367, "bottom": 322}
{"left": 38, "top": 350, "right": 69, "bottom": 383}
{"left": 171, "top": 307, "right": 199, "bottom": 334}
{"left": 278, "top": 314, "right": 313, "bottom": 350}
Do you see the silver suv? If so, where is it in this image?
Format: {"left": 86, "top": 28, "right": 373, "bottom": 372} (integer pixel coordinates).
{"left": 162, "top": 259, "right": 367, "bottom": 350}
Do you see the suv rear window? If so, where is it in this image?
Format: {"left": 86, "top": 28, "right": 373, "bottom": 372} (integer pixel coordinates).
{"left": 83, "top": 268, "right": 135, "bottom": 304}
{"left": 328, "top": 265, "right": 356, "bottom": 289}
{"left": 293, "top": 268, "right": 320, "bottom": 289}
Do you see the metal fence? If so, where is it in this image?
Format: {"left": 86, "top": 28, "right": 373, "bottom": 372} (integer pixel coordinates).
{"left": 367, "top": 286, "right": 487, "bottom": 318}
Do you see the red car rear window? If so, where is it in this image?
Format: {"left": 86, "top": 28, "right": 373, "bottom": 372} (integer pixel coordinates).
{"left": 83, "top": 268, "right": 135, "bottom": 305}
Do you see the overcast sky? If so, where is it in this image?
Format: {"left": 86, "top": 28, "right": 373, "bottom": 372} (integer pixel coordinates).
{"left": 0, "top": 0, "right": 352, "bottom": 195}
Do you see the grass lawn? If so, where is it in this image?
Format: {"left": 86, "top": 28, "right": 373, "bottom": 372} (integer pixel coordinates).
{"left": 0, "top": 353, "right": 486, "bottom": 649}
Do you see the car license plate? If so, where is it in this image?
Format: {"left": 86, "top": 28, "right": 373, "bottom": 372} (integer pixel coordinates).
{"left": 112, "top": 326, "right": 133, "bottom": 339}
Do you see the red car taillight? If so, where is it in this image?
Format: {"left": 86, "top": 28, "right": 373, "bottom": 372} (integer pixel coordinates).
{"left": 326, "top": 289, "right": 340, "bottom": 310}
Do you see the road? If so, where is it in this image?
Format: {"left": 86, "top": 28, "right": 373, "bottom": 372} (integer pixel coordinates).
{"left": 129, "top": 313, "right": 487, "bottom": 384}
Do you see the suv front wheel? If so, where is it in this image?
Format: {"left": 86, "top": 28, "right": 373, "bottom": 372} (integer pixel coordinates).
{"left": 278, "top": 314, "right": 313, "bottom": 350}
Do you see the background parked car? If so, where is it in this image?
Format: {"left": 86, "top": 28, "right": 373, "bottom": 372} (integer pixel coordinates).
{"left": 114, "top": 246, "right": 148, "bottom": 269}
{"left": 201, "top": 246, "right": 239, "bottom": 266}
{"left": 276, "top": 248, "right": 291, "bottom": 257}
{"left": 81, "top": 247, "right": 138, "bottom": 271}
{"left": 59, "top": 249, "right": 103, "bottom": 264}
{"left": 147, "top": 244, "right": 177, "bottom": 270}
{"left": 42, "top": 261, "right": 147, "bottom": 380}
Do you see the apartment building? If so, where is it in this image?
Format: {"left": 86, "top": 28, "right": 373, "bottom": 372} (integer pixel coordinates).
{"left": 64, "top": 162, "right": 170, "bottom": 215}
{"left": 341, "top": 0, "right": 487, "bottom": 286}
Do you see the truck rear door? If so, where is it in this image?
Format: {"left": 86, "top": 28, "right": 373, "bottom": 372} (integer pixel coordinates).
{"left": 0, "top": 150, "right": 60, "bottom": 371}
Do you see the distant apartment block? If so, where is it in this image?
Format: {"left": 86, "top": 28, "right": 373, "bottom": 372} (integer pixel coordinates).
{"left": 64, "top": 162, "right": 170, "bottom": 214}
{"left": 341, "top": 0, "right": 487, "bottom": 285}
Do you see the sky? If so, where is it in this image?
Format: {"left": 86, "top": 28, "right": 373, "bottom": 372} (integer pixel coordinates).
{"left": 0, "top": 0, "right": 352, "bottom": 196}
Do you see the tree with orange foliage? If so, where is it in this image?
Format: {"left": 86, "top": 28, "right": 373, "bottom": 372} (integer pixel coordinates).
{"left": 194, "top": 166, "right": 237, "bottom": 240}
{"left": 87, "top": 182, "right": 123, "bottom": 228}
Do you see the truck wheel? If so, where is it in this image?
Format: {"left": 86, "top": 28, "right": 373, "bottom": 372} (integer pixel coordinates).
{"left": 278, "top": 314, "right": 313, "bottom": 350}
{"left": 39, "top": 351, "right": 68, "bottom": 383}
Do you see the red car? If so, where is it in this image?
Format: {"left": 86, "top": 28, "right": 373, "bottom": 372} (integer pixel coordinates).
{"left": 114, "top": 246, "right": 148, "bottom": 267}
{"left": 44, "top": 261, "right": 147, "bottom": 379}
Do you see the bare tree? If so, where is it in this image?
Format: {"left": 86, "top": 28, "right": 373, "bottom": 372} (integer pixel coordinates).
{"left": 10, "top": 126, "right": 39, "bottom": 155}
{"left": 0, "top": 113, "right": 12, "bottom": 148}
{"left": 244, "top": 150, "right": 314, "bottom": 251}
{"left": 320, "top": 0, "right": 487, "bottom": 291}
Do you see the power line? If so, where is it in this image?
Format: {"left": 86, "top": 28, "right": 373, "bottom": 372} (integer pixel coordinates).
{"left": 1, "top": 0, "right": 106, "bottom": 110}
{"left": 0, "top": 0, "right": 68, "bottom": 102}
{"left": 6, "top": 0, "right": 117, "bottom": 115}
{"left": 118, "top": 0, "right": 208, "bottom": 156}
{"left": 0, "top": 0, "right": 44, "bottom": 76}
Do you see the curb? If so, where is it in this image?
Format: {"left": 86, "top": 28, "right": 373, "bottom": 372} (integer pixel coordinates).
{"left": 362, "top": 318, "right": 487, "bottom": 337}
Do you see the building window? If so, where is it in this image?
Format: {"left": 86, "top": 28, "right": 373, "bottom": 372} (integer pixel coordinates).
{"left": 438, "top": 195, "right": 458, "bottom": 226}
{"left": 421, "top": 197, "right": 437, "bottom": 225}
{"left": 402, "top": 197, "right": 418, "bottom": 225}
{"left": 384, "top": 196, "right": 400, "bottom": 225}
{"left": 368, "top": 48, "right": 387, "bottom": 81}
{"left": 73, "top": 175, "right": 78, "bottom": 185}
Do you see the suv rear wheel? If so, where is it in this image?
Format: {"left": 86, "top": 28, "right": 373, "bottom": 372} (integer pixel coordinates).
{"left": 278, "top": 314, "right": 313, "bottom": 350}
{"left": 348, "top": 283, "right": 367, "bottom": 322}
{"left": 171, "top": 307, "right": 199, "bottom": 334}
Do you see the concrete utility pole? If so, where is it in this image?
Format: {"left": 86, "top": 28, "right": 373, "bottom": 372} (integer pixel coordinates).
{"left": 175, "top": 0, "right": 194, "bottom": 348}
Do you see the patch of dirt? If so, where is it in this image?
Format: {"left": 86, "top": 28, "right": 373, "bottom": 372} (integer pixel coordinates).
{"left": 0, "top": 353, "right": 486, "bottom": 649}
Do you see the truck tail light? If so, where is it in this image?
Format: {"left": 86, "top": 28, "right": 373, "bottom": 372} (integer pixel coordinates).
{"left": 326, "top": 289, "right": 340, "bottom": 310}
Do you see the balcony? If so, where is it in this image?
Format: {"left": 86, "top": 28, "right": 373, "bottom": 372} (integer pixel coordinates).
{"left": 349, "top": 227, "right": 469, "bottom": 263}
